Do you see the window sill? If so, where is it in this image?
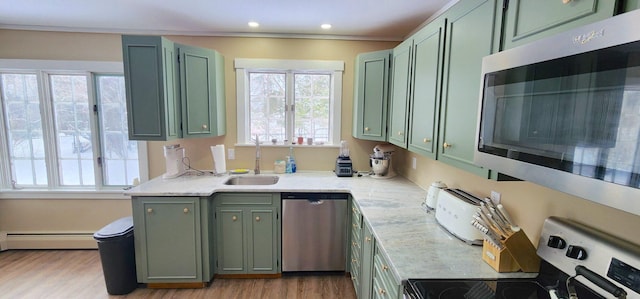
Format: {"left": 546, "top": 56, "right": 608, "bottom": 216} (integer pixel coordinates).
{"left": 235, "top": 143, "right": 340, "bottom": 148}
{"left": 0, "top": 188, "right": 130, "bottom": 200}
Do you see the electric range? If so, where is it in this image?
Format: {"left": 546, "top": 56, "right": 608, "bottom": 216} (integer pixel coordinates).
{"left": 404, "top": 217, "right": 640, "bottom": 299}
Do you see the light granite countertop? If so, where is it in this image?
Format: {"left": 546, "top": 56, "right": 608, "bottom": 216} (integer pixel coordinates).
{"left": 125, "top": 171, "right": 537, "bottom": 282}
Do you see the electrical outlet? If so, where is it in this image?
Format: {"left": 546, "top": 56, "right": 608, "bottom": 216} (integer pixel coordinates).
{"left": 490, "top": 190, "right": 501, "bottom": 204}
{"left": 412, "top": 157, "right": 417, "bottom": 169}
{"left": 227, "top": 148, "right": 235, "bottom": 160}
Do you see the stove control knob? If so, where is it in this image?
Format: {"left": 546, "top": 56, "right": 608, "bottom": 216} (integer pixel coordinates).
{"left": 566, "top": 245, "right": 588, "bottom": 260}
{"left": 547, "top": 235, "right": 567, "bottom": 249}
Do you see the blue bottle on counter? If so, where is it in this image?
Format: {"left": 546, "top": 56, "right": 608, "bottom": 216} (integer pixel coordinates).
{"left": 288, "top": 147, "right": 297, "bottom": 173}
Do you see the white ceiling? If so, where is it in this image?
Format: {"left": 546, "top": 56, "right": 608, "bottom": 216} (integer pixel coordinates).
{"left": 0, "top": 0, "right": 454, "bottom": 41}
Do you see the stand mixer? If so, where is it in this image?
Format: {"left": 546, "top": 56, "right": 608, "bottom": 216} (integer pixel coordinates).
{"left": 370, "top": 144, "right": 396, "bottom": 179}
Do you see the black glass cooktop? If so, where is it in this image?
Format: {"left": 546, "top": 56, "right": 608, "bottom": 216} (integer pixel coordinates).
{"left": 405, "top": 278, "right": 605, "bottom": 299}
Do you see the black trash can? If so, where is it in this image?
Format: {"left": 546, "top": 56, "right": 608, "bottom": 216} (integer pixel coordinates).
{"left": 93, "top": 216, "right": 138, "bottom": 295}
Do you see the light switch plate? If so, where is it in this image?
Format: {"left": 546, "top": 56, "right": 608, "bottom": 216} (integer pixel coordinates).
{"left": 228, "top": 148, "right": 235, "bottom": 160}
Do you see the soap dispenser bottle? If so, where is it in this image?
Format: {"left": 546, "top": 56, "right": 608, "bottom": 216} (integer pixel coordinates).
{"left": 288, "top": 147, "right": 297, "bottom": 173}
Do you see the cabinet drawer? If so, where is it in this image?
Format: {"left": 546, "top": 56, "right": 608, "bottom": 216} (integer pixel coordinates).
{"left": 215, "top": 193, "right": 275, "bottom": 205}
{"left": 351, "top": 205, "right": 362, "bottom": 229}
{"left": 374, "top": 247, "right": 400, "bottom": 298}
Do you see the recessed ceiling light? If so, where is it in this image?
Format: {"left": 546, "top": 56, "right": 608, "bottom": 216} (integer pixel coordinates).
{"left": 248, "top": 21, "right": 260, "bottom": 28}
{"left": 321, "top": 24, "right": 332, "bottom": 30}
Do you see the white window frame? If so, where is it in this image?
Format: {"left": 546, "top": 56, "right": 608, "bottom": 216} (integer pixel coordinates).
{"left": 235, "top": 58, "right": 344, "bottom": 146}
{"left": 0, "top": 59, "right": 148, "bottom": 197}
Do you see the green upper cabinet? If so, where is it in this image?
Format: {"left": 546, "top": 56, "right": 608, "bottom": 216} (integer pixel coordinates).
{"left": 123, "top": 36, "right": 180, "bottom": 141}
{"left": 122, "top": 35, "right": 226, "bottom": 141}
{"left": 407, "top": 18, "right": 445, "bottom": 159}
{"left": 502, "top": 0, "right": 619, "bottom": 50}
{"left": 387, "top": 39, "right": 413, "bottom": 148}
{"left": 437, "top": 0, "right": 501, "bottom": 177}
{"left": 352, "top": 50, "right": 391, "bottom": 141}
{"left": 177, "top": 44, "right": 226, "bottom": 138}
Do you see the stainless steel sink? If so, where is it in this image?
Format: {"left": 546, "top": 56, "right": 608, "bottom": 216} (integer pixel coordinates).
{"left": 224, "top": 175, "right": 279, "bottom": 185}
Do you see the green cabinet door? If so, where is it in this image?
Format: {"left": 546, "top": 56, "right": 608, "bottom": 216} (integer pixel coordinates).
{"left": 407, "top": 19, "right": 445, "bottom": 159}
{"left": 122, "top": 35, "right": 180, "bottom": 141}
{"left": 388, "top": 39, "right": 413, "bottom": 148}
{"left": 349, "top": 202, "right": 363, "bottom": 297}
{"left": 437, "top": 0, "right": 500, "bottom": 177}
{"left": 177, "top": 44, "right": 226, "bottom": 138}
{"left": 372, "top": 244, "right": 401, "bottom": 299}
{"left": 502, "top": 0, "right": 619, "bottom": 50}
{"left": 215, "top": 207, "right": 246, "bottom": 273}
{"left": 353, "top": 50, "right": 391, "bottom": 141}
{"left": 132, "top": 197, "right": 202, "bottom": 283}
{"left": 247, "top": 208, "right": 278, "bottom": 273}
{"left": 360, "top": 220, "right": 375, "bottom": 299}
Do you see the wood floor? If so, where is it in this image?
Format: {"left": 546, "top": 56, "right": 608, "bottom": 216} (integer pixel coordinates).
{"left": 0, "top": 249, "right": 357, "bottom": 299}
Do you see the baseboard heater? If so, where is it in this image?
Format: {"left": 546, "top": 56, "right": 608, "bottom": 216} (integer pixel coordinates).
{"left": 0, "top": 231, "right": 98, "bottom": 251}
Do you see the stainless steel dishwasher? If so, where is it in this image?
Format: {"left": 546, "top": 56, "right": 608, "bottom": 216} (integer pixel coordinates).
{"left": 281, "top": 192, "right": 348, "bottom": 271}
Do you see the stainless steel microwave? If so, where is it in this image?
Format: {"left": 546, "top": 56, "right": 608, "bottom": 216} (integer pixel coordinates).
{"left": 475, "top": 9, "right": 640, "bottom": 216}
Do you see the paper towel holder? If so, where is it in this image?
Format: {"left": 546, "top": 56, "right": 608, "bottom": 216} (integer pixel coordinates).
{"left": 211, "top": 145, "right": 227, "bottom": 176}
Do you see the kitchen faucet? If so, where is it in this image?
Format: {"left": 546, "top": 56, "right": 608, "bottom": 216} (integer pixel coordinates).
{"left": 254, "top": 135, "right": 260, "bottom": 174}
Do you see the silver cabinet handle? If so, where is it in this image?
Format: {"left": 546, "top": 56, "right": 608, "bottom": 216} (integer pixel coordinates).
{"left": 443, "top": 142, "right": 452, "bottom": 149}
{"left": 183, "top": 208, "right": 189, "bottom": 214}
{"left": 147, "top": 208, "right": 153, "bottom": 214}
{"left": 255, "top": 216, "right": 261, "bottom": 222}
{"left": 202, "top": 124, "right": 208, "bottom": 129}
{"left": 232, "top": 215, "right": 238, "bottom": 221}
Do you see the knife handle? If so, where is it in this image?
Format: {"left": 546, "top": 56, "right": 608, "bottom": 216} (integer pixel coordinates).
{"left": 497, "top": 204, "right": 520, "bottom": 232}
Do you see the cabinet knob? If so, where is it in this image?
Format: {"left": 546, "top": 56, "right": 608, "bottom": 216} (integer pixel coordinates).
{"left": 255, "top": 216, "right": 261, "bottom": 222}
{"left": 147, "top": 208, "right": 153, "bottom": 214}
{"left": 183, "top": 208, "right": 189, "bottom": 213}
{"left": 562, "top": 0, "right": 572, "bottom": 4}
{"left": 398, "top": 131, "right": 404, "bottom": 136}
{"left": 379, "top": 288, "right": 386, "bottom": 295}
{"left": 365, "top": 236, "right": 371, "bottom": 242}
{"left": 232, "top": 215, "right": 238, "bottom": 221}
{"left": 352, "top": 241, "right": 357, "bottom": 246}
{"left": 202, "top": 124, "right": 208, "bottom": 129}
{"left": 352, "top": 258, "right": 357, "bottom": 262}
{"left": 365, "top": 127, "right": 370, "bottom": 131}
{"left": 382, "top": 265, "right": 389, "bottom": 271}
{"left": 423, "top": 138, "right": 431, "bottom": 143}
{"left": 443, "top": 142, "right": 452, "bottom": 149}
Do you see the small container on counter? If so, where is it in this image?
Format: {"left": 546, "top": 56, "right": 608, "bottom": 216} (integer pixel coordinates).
{"left": 274, "top": 160, "right": 286, "bottom": 174}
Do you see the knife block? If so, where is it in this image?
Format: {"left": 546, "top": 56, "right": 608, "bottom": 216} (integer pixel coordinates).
{"left": 481, "top": 229, "right": 540, "bottom": 273}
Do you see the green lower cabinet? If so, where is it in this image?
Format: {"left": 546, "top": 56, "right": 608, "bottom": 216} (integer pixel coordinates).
{"left": 350, "top": 203, "right": 364, "bottom": 297}
{"left": 132, "top": 196, "right": 212, "bottom": 284}
{"left": 350, "top": 202, "right": 377, "bottom": 299}
{"left": 361, "top": 221, "right": 375, "bottom": 299}
{"left": 502, "top": 0, "right": 619, "bottom": 50}
{"left": 214, "top": 193, "right": 280, "bottom": 275}
{"left": 372, "top": 245, "right": 401, "bottom": 299}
